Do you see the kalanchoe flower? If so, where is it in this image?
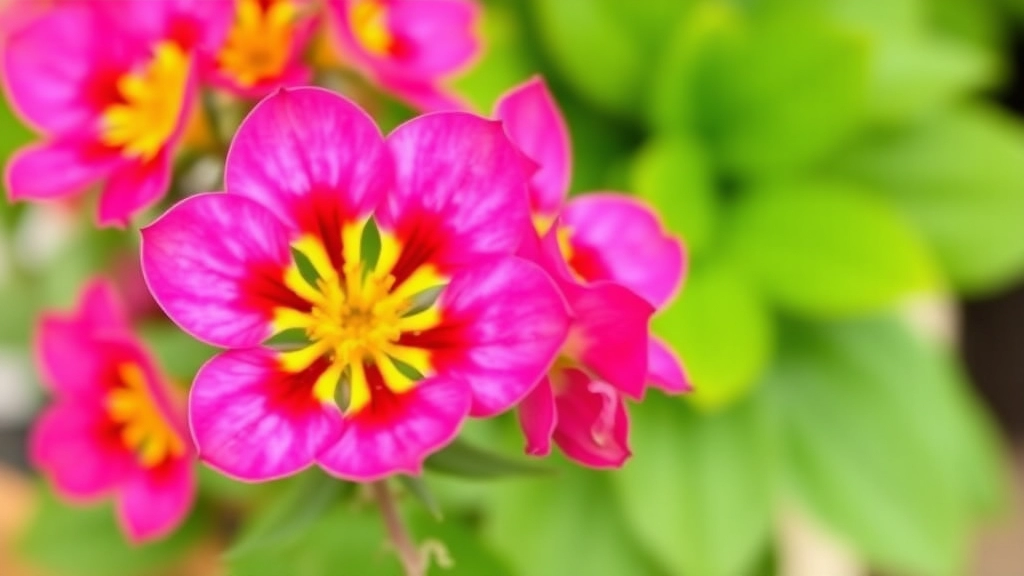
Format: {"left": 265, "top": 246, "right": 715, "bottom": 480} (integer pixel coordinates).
{"left": 323, "top": 0, "right": 479, "bottom": 111}
{"left": 1, "top": 0, "right": 232, "bottom": 226}
{"left": 208, "top": 0, "right": 317, "bottom": 98}
{"left": 141, "top": 87, "right": 569, "bottom": 481}
{"left": 496, "top": 77, "right": 689, "bottom": 468}
{"left": 31, "top": 279, "right": 196, "bottom": 543}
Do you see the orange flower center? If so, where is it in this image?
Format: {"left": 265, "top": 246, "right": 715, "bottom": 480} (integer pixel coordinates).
{"left": 106, "top": 363, "right": 186, "bottom": 468}
{"left": 350, "top": 0, "right": 392, "bottom": 55}
{"left": 217, "top": 0, "right": 298, "bottom": 88}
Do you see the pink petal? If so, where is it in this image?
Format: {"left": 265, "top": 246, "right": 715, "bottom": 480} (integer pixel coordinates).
{"left": 379, "top": 112, "right": 533, "bottom": 284}
{"left": 5, "top": 139, "right": 118, "bottom": 202}
{"left": 141, "top": 193, "right": 302, "bottom": 349}
{"left": 225, "top": 86, "right": 389, "bottom": 234}
{"left": 30, "top": 403, "right": 131, "bottom": 502}
{"left": 552, "top": 368, "right": 631, "bottom": 469}
{"left": 75, "top": 278, "right": 131, "bottom": 333}
{"left": 648, "top": 337, "right": 691, "bottom": 394}
{"left": 563, "top": 193, "right": 686, "bottom": 309}
{"left": 517, "top": 378, "right": 556, "bottom": 457}
{"left": 97, "top": 153, "right": 172, "bottom": 228}
{"left": 385, "top": 0, "right": 479, "bottom": 78}
{"left": 317, "top": 371, "right": 470, "bottom": 481}
{"left": 399, "top": 256, "right": 570, "bottom": 417}
{"left": 189, "top": 348, "right": 344, "bottom": 481}
{"left": 116, "top": 458, "right": 196, "bottom": 543}
{"left": 494, "top": 76, "right": 570, "bottom": 215}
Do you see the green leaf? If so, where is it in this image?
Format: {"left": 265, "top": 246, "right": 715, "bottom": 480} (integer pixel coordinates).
{"left": 631, "top": 135, "right": 718, "bottom": 256}
{"left": 0, "top": 96, "right": 33, "bottom": 231}
{"left": 485, "top": 466, "right": 665, "bottom": 576}
{"left": 834, "top": 106, "right": 1024, "bottom": 295}
{"left": 654, "top": 261, "right": 774, "bottom": 409}
{"left": 399, "top": 475, "right": 443, "bottom": 520}
{"left": 424, "top": 438, "right": 553, "bottom": 479}
{"left": 21, "top": 484, "right": 205, "bottom": 576}
{"left": 227, "top": 470, "right": 348, "bottom": 559}
{"left": 727, "top": 181, "right": 936, "bottom": 317}
{"left": 612, "top": 394, "right": 775, "bottom": 576}
{"left": 764, "top": 316, "right": 1007, "bottom": 576}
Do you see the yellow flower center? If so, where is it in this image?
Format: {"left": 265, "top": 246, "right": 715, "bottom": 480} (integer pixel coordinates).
{"left": 274, "top": 224, "right": 445, "bottom": 414}
{"left": 533, "top": 215, "right": 579, "bottom": 277}
{"left": 217, "top": 0, "right": 298, "bottom": 88}
{"left": 100, "top": 42, "right": 190, "bottom": 161}
{"left": 350, "top": 0, "right": 392, "bottom": 55}
{"left": 106, "top": 363, "right": 186, "bottom": 468}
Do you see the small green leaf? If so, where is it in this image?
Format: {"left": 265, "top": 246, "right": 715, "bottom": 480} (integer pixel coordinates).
{"left": 612, "top": 394, "right": 775, "bottom": 576}
{"left": 727, "top": 180, "right": 937, "bottom": 317}
{"left": 399, "top": 475, "right": 443, "bottom": 520}
{"left": 424, "top": 438, "right": 553, "bottom": 479}
{"left": 654, "top": 261, "right": 774, "bottom": 410}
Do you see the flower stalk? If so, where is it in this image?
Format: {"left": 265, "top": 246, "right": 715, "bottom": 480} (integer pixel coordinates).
{"left": 371, "top": 480, "right": 424, "bottom": 576}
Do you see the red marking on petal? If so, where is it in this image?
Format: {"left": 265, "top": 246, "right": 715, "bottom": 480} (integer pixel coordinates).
{"left": 389, "top": 212, "right": 446, "bottom": 288}
{"left": 292, "top": 187, "right": 351, "bottom": 272}
{"left": 567, "top": 242, "right": 610, "bottom": 285}
{"left": 240, "top": 260, "right": 310, "bottom": 316}
{"left": 267, "top": 356, "right": 333, "bottom": 416}
{"left": 349, "top": 363, "right": 409, "bottom": 427}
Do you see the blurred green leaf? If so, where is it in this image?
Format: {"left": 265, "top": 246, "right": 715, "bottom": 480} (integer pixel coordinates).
{"left": 655, "top": 261, "right": 774, "bottom": 409}
{"left": 425, "top": 438, "right": 553, "bottom": 479}
{"left": 485, "top": 466, "right": 665, "bottom": 576}
{"left": 0, "top": 95, "right": 34, "bottom": 231}
{"left": 727, "top": 181, "right": 936, "bottom": 317}
{"left": 21, "top": 484, "right": 205, "bottom": 576}
{"left": 407, "top": 509, "right": 515, "bottom": 576}
{"left": 612, "top": 394, "right": 775, "bottom": 576}
{"left": 631, "top": 135, "right": 718, "bottom": 256}
{"left": 835, "top": 106, "right": 1024, "bottom": 294}
{"left": 764, "top": 316, "right": 1007, "bottom": 576}
{"left": 399, "top": 475, "right": 443, "bottom": 520}
{"left": 451, "top": 2, "right": 537, "bottom": 114}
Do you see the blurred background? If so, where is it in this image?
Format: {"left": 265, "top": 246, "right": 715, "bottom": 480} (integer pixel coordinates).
{"left": 3, "top": 0, "right": 1024, "bottom": 574}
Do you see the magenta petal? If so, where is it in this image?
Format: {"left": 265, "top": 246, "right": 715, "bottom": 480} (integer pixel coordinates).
{"left": 552, "top": 368, "right": 631, "bottom": 469}
{"left": 647, "top": 337, "right": 691, "bottom": 394}
{"left": 563, "top": 193, "right": 686, "bottom": 309}
{"left": 495, "top": 76, "right": 570, "bottom": 215}
{"left": 225, "top": 86, "right": 389, "bottom": 232}
{"left": 30, "top": 404, "right": 130, "bottom": 501}
{"left": 568, "top": 281, "right": 654, "bottom": 400}
{"left": 75, "top": 278, "right": 131, "bottom": 333}
{"left": 385, "top": 0, "right": 479, "bottom": 78}
{"left": 190, "top": 348, "right": 344, "bottom": 482}
{"left": 317, "top": 375, "right": 470, "bottom": 481}
{"left": 116, "top": 459, "right": 196, "bottom": 543}
{"left": 517, "top": 378, "right": 556, "bottom": 457}
{"left": 404, "top": 256, "right": 569, "bottom": 417}
{"left": 5, "top": 140, "right": 118, "bottom": 202}
{"left": 141, "top": 193, "right": 295, "bottom": 349}
{"left": 98, "top": 153, "right": 172, "bottom": 227}
{"left": 380, "top": 112, "right": 533, "bottom": 274}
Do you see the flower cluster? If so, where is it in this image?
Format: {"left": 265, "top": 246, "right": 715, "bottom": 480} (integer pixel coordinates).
{"left": 2, "top": 0, "right": 687, "bottom": 547}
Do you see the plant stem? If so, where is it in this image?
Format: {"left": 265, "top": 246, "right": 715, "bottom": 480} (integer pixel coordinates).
{"left": 371, "top": 480, "right": 424, "bottom": 576}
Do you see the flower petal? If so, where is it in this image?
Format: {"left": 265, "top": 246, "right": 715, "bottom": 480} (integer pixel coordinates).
{"left": 317, "top": 370, "right": 470, "bottom": 481}
{"left": 399, "top": 256, "right": 569, "bottom": 417}
{"left": 141, "top": 193, "right": 302, "bottom": 348}
{"left": 648, "top": 337, "right": 691, "bottom": 394}
{"left": 190, "top": 348, "right": 344, "bottom": 481}
{"left": 495, "top": 76, "right": 570, "bottom": 215}
{"left": 98, "top": 153, "right": 172, "bottom": 227}
{"left": 116, "top": 458, "right": 196, "bottom": 543}
{"left": 76, "top": 278, "right": 132, "bottom": 333}
{"left": 380, "top": 112, "right": 533, "bottom": 283}
{"left": 385, "top": 0, "right": 479, "bottom": 78}
{"left": 552, "top": 368, "right": 631, "bottom": 469}
{"left": 517, "top": 378, "right": 556, "bottom": 457}
{"left": 225, "top": 86, "right": 389, "bottom": 234}
{"left": 563, "top": 193, "right": 686, "bottom": 309}
{"left": 5, "top": 139, "right": 118, "bottom": 202}
{"left": 376, "top": 74, "right": 470, "bottom": 112}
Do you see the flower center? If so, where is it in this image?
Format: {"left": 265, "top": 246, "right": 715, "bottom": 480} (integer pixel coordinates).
{"left": 350, "top": 0, "right": 392, "bottom": 55}
{"left": 533, "top": 215, "right": 580, "bottom": 279}
{"left": 106, "top": 363, "right": 186, "bottom": 468}
{"left": 217, "top": 0, "right": 298, "bottom": 88}
{"left": 100, "top": 42, "right": 190, "bottom": 161}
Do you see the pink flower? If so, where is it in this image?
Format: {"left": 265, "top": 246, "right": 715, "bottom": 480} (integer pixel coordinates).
{"left": 497, "top": 77, "right": 689, "bottom": 468}
{"left": 2, "top": 0, "right": 233, "bottom": 226}
{"left": 207, "top": 0, "right": 317, "bottom": 98}
{"left": 31, "top": 279, "right": 196, "bottom": 543}
{"left": 140, "top": 86, "right": 569, "bottom": 482}
{"left": 323, "top": 0, "right": 479, "bottom": 111}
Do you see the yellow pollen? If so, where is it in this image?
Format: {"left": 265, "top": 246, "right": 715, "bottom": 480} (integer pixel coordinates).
{"left": 532, "top": 215, "right": 578, "bottom": 276}
{"left": 100, "top": 42, "right": 190, "bottom": 161}
{"left": 218, "top": 0, "right": 298, "bottom": 88}
{"left": 106, "top": 363, "right": 186, "bottom": 468}
{"left": 350, "top": 0, "right": 392, "bottom": 55}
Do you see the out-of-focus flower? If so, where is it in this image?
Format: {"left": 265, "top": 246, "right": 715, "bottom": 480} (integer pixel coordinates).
{"left": 1, "top": 0, "right": 233, "bottom": 226}
{"left": 496, "top": 77, "right": 689, "bottom": 468}
{"left": 208, "top": 0, "right": 317, "bottom": 98}
{"left": 322, "top": 0, "right": 479, "bottom": 111}
{"left": 141, "top": 87, "right": 568, "bottom": 482}
{"left": 31, "top": 279, "right": 196, "bottom": 543}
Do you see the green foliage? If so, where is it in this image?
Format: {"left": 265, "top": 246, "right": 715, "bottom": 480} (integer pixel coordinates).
{"left": 424, "top": 438, "right": 554, "bottom": 479}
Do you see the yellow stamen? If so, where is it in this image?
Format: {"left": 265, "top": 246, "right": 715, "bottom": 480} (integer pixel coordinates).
{"left": 350, "top": 0, "right": 392, "bottom": 55}
{"left": 106, "top": 363, "right": 186, "bottom": 468}
{"left": 100, "top": 42, "right": 190, "bottom": 161}
{"left": 217, "top": 0, "right": 298, "bottom": 88}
